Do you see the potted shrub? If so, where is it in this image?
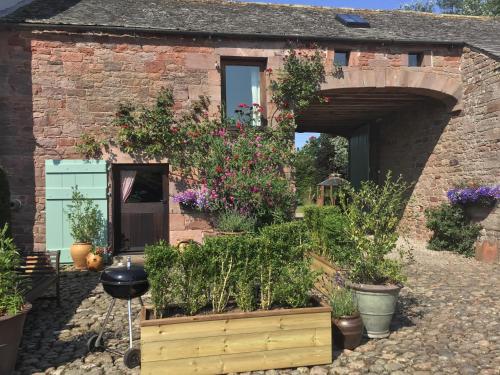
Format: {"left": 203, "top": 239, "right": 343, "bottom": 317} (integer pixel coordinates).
{"left": 329, "top": 286, "right": 363, "bottom": 350}
{"left": 142, "top": 222, "right": 332, "bottom": 374}
{"left": 0, "top": 224, "right": 31, "bottom": 375}
{"left": 339, "top": 172, "right": 410, "bottom": 338}
{"left": 67, "top": 188, "right": 104, "bottom": 270}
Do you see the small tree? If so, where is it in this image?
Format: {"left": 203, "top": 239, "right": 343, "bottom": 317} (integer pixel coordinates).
{"left": 67, "top": 188, "right": 104, "bottom": 244}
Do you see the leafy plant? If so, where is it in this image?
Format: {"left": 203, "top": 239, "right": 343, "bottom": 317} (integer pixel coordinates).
{"left": 203, "top": 236, "right": 237, "bottom": 313}
{"left": 303, "top": 205, "right": 353, "bottom": 265}
{"left": 233, "top": 236, "right": 259, "bottom": 312}
{"left": 215, "top": 211, "right": 257, "bottom": 233}
{"left": 0, "top": 167, "right": 11, "bottom": 236}
{"left": 274, "top": 259, "right": 316, "bottom": 308}
{"left": 67, "top": 188, "right": 105, "bottom": 244}
{"left": 257, "top": 221, "right": 310, "bottom": 309}
{"left": 329, "top": 287, "right": 357, "bottom": 319}
{"left": 176, "top": 242, "right": 209, "bottom": 315}
{"left": 425, "top": 203, "right": 481, "bottom": 257}
{"left": 144, "top": 241, "right": 179, "bottom": 318}
{"left": 339, "top": 172, "right": 410, "bottom": 285}
{"left": 0, "top": 224, "right": 25, "bottom": 316}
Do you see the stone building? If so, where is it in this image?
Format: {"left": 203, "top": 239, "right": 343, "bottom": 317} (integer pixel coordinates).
{"left": 0, "top": 0, "right": 498, "bottom": 261}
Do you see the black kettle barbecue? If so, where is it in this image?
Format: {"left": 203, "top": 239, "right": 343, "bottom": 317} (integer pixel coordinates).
{"left": 87, "top": 256, "right": 149, "bottom": 369}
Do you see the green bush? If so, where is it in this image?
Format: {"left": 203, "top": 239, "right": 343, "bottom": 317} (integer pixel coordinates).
{"left": 0, "top": 167, "right": 11, "bottom": 235}
{"left": 425, "top": 203, "right": 481, "bottom": 257}
{"left": 144, "top": 241, "right": 178, "bottom": 318}
{"left": 303, "top": 205, "right": 353, "bottom": 265}
{"left": 0, "top": 224, "right": 25, "bottom": 316}
{"left": 145, "top": 220, "right": 317, "bottom": 317}
{"left": 339, "top": 172, "right": 409, "bottom": 285}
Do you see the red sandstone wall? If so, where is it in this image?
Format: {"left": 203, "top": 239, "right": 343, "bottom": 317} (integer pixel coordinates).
{"left": 378, "top": 46, "right": 500, "bottom": 242}
{"left": 0, "top": 27, "right": 471, "bottom": 251}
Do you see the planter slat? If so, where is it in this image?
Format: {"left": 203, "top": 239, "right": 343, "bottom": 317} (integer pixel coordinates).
{"left": 141, "top": 312, "right": 331, "bottom": 342}
{"left": 141, "top": 345, "right": 332, "bottom": 375}
{"left": 142, "top": 326, "right": 331, "bottom": 362}
{"left": 141, "top": 302, "right": 332, "bottom": 373}
{"left": 309, "top": 252, "right": 338, "bottom": 297}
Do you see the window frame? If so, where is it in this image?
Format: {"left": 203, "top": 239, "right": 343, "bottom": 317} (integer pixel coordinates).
{"left": 408, "top": 52, "right": 424, "bottom": 67}
{"left": 220, "top": 57, "right": 268, "bottom": 122}
{"left": 333, "top": 50, "right": 350, "bottom": 67}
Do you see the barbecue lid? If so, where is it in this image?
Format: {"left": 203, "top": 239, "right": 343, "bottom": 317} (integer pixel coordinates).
{"left": 100, "top": 260, "right": 148, "bottom": 285}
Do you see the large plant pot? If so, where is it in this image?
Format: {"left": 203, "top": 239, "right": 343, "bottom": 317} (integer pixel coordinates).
{"left": 0, "top": 303, "right": 32, "bottom": 375}
{"left": 350, "top": 283, "right": 401, "bottom": 339}
{"left": 332, "top": 312, "right": 363, "bottom": 350}
{"left": 70, "top": 242, "right": 92, "bottom": 270}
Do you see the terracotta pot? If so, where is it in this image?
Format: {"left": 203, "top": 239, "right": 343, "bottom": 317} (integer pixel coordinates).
{"left": 332, "top": 312, "right": 364, "bottom": 350}
{"left": 0, "top": 303, "right": 32, "bottom": 375}
{"left": 86, "top": 253, "right": 104, "bottom": 272}
{"left": 70, "top": 242, "right": 93, "bottom": 270}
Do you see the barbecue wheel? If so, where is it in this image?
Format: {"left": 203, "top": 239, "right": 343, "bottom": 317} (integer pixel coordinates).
{"left": 123, "top": 348, "right": 141, "bottom": 369}
{"left": 87, "top": 334, "right": 105, "bottom": 352}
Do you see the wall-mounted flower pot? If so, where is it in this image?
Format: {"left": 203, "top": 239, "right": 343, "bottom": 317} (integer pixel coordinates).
{"left": 0, "top": 303, "right": 32, "bottom": 375}
{"left": 332, "top": 312, "right": 363, "bottom": 350}
{"left": 350, "top": 283, "right": 401, "bottom": 339}
{"left": 463, "top": 204, "right": 495, "bottom": 223}
{"left": 70, "top": 242, "right": 92, "bottom": 270}
{"left": 140, "top": 302, "right": 332, "bottom": 374}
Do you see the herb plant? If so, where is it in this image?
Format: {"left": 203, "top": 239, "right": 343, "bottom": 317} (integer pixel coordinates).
{"left": 67, "top": 188, "right": 104, "bottom": 244}
{"left": 329, "top": 287, "right": 357, "bottom": 319}
{"left": 0, "top": 224, "right": 25, "bottom": 316}
{"left": 215, "top": 211, "right": 257, "bottom": 233}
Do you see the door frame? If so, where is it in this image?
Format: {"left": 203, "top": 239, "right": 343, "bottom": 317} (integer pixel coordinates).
{"left": 111, "top": 163, "right": 169, "bottom": 254}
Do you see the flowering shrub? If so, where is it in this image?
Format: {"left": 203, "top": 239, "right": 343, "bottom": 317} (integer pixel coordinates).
{"left": 447, "top": 185, "right": 500, "bottom": 206}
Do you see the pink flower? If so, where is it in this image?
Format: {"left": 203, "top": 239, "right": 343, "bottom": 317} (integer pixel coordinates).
{"left": 238, "top": 103, "right": 249, "bottom": 108}
{"left": 309, "top": 136, "right": 317, "bottom": 141}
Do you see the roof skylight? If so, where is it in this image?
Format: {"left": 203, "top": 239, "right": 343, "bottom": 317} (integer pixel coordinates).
{"left": 335, "top": 14, "right": 370, "bottom": 28}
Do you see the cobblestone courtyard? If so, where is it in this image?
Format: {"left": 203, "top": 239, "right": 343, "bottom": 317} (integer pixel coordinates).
{"left": 14, "top": 246, "right": 499, "bottom": 375}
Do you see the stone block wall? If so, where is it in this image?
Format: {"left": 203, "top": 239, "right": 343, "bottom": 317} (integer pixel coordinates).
{"left": 0, "top": 26, "right": 490, "bottom": 252}
{"left": 378, "top": 46, "right": 500, "bottom": 243}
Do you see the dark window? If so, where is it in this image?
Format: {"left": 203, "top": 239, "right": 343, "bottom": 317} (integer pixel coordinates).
{"left": 221, "top": 59, "right": 266, "bottom": 125}
{"left": 124, "top": 170, "right": 163, "bottom": 203}
{"left": 408, "top": 53, "right": 423, "bottom": 67}
{"left": 335, "top": 14, "right": 370, "bottom": 28}
{"left": 334, "top": 51, "right": 350, "bottom": 67}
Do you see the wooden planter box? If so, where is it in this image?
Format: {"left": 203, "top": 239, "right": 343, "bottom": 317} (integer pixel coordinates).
{"left": 309, "top": 252, "right": 339, "bottom": 297}
{"left": 140, "top": 302, "right": 332, "bottom": 374}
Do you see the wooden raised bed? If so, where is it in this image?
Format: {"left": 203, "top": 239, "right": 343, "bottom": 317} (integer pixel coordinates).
{"left": 309, "top": 252, "right": 339, "bottom": 297}
{"left": 140, "top": 301, "right": 332, "bottom": 374}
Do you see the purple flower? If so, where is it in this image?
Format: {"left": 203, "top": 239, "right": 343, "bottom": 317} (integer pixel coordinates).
{"left": 173, "top": 187, "right": 210, "bottom": 210}
{"left": 447, "top": 185, "right": 500, "bottom": 206}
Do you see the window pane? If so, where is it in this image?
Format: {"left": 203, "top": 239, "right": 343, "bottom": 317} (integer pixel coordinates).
{"left": 225, "top": 65, "right": 260, "bottom": 120}
{"left": 124, "top": 170, "right": 163, "bottom": 203}
{"left": 408, "top": 53, "right": 421, "bottom": 67}
{"left": 334, "top": 52, "right": 349, "bottom": 66}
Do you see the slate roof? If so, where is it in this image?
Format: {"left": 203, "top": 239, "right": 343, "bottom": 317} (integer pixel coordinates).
{"left": 2, "top": 0, "right": 500, "bottom": 57}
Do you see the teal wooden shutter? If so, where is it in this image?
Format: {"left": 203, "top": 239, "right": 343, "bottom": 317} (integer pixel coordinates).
{"left": 45, "top": 160, "right": 108, "bottom": 263}
{"left": 349, "top": 125, "right": 370, "bottom": 190}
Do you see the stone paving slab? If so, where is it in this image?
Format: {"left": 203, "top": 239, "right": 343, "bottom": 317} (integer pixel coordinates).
{"left": 14, "top": 246, "right": 500, "bottom": 375}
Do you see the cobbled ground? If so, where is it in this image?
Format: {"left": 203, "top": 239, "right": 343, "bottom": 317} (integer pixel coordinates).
{"left": 14, "top": 245, "right": 499, "bottom": 375}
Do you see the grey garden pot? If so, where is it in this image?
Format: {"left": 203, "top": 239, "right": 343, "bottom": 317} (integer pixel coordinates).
{"left": 350, "top": 283, "right": 401, "bottom": 339}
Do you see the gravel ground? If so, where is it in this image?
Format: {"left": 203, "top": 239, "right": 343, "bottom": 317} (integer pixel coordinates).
{"left": 14, "top": 244, "right": 500, "bottom": 375}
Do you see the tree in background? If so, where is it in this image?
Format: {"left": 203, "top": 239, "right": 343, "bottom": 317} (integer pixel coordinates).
{"left": 401, "top": 0, "right": 499, "bottom": 15}
{"left": 294, "top": 134, "right": 348, "bottom": 204}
